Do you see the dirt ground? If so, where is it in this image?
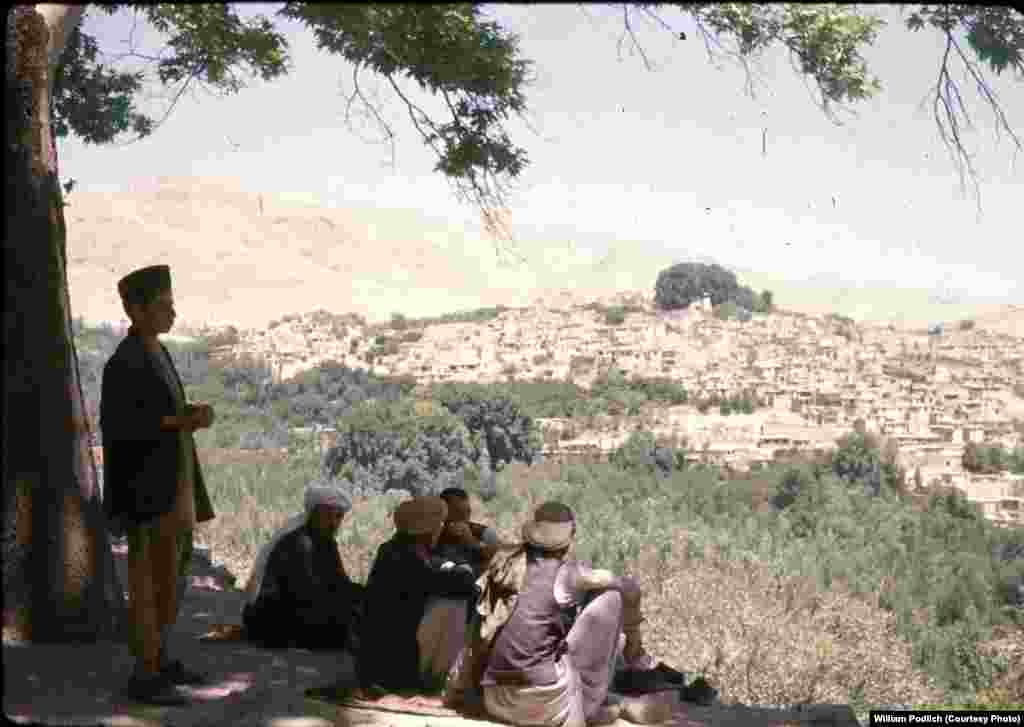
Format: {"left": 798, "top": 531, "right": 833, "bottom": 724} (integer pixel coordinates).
{"left": 4, "top": 543, "right": 860, "bottom": 727}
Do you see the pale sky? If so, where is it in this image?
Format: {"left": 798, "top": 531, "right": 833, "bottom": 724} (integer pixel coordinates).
{"left": 60, "top": 4, "right": 1023, "bottom": 305}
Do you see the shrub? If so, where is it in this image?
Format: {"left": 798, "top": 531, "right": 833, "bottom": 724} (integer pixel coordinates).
{"left": 714, "top": 300, "right": 738, "bottom": 322}
{"left": 323, "top": 398, "right": 474, "bottom": 496}
{"left": 828, "top": 430, "right": 904, "bottom": 496}
{"left": 756, "top": 290, "right": 774, "bottom": 313}
{"left": 609, "top": 430, "right": 683, "bottom": 478}
{"left": 964, "top": 442, "right": 1014, "bottom": 474}
{"left": 604, "top": 306, "right": 627, "bottom": 325}
{"left": 369, "top": 341, "right": 400, "bottom": 357}
{"left": 391, "top": 312, "right": 409, "bottom": 330}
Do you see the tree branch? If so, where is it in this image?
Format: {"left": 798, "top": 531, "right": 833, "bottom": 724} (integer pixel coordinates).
{"left": 620, "top": 4, "right": 654, "bottom": 72}
{"left": 340, "top": 63, "right": 397, "bottom": 170}
{"left": 933, "top": 32, "right": 980, "bottom": 213}
{"left": 949, "top": 27, "right": 1022, "bottom": 154}
{"left": 109, "top": 64, "right": 204, "bottom": 147}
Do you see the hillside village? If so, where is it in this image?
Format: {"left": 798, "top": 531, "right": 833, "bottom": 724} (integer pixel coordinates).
{"left": 164, "top": 292, "right": 1024, "bottom": 528}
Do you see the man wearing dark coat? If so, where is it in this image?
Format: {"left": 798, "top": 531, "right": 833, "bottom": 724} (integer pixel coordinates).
{"left": 357, "top": 496, "right": 479, "bottom": 693}
{"left": 100, "top": 264, "right": 217, "bottom": 705}
{"left": 242, "top": 481, "right": 364, "bottom": 650}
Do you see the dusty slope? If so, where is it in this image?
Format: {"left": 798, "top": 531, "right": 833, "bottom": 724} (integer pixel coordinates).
{"left": 65, "top": 176, "right": 1020, "bottom": 332}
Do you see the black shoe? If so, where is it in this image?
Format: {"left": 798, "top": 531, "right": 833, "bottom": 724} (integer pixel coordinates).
{"left": 122, "top": 673, "right": 189, "bottom": 705}
{"left": 680, "top": 677, "right": 717, "bottom": 706}
{"left": 652, "top": 662, "right": 686, "bottom": 686}
{"left": 161, "top": 659, "right": 210, "bottom": 686}
{"left": 613, "top": 668, "right": 677, "bottom": 695}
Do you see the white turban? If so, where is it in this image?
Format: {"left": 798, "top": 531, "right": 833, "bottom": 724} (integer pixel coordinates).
{"left": 304, "top": 482, "right": 352, "bottom": 514}
{"left": 244, "top": 480, "right": 351, "bottom": 606}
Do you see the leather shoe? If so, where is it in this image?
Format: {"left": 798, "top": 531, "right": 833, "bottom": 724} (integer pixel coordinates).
{"left": 161, "top": 659, "right": 210, "bottom": 686}
{"left": 122, "top": 673, "right": 189, "bottom": 705}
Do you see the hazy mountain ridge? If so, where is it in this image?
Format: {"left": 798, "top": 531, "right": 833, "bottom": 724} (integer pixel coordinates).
{"left": 65, "top": 176, "right": 1021, "bottom": 335}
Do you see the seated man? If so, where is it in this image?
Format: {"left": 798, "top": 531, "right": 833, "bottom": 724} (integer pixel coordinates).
{"left": 435, "top": 487, "right": 501, "bottom": 578}
{"left": 357, "top": 496, "right": 479, "bottom": 693}
{"left": 471, "top": 502, "right": 657, "bottom": 727}
{"left": 242, "top": 481, "right": 363, "bottom": 650}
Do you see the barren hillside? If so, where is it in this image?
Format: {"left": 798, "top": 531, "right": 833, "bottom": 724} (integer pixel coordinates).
{"left": 66, "top": 176, "right": 1019, "bottom": 332}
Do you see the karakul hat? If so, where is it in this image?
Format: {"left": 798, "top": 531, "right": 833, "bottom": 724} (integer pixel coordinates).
{"left": 118, "top": 265, "right": 172, "bottom": 305}
{"left": 522, "top": 501, "right": 575, "bottom": 551}
{"left": 394, "top": 496, "right": 448, "bottom": 535}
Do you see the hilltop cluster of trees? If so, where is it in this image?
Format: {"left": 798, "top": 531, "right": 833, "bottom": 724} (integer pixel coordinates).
{"left": 654, "top": 262, "right": 773, "bottom": 318}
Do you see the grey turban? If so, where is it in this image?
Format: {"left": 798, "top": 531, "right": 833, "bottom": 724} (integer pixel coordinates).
{"left": 304, "top": 481, "right": 352, "bottom": 513}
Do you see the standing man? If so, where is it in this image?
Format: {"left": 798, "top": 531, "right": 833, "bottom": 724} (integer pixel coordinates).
{"left": 101, "top": 264, "right": 217, "bottom": 704}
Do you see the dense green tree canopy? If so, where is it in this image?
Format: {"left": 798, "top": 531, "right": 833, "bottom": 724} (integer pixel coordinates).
{"left": 51, "top": 4, "right": 1023, "bottom": 234}
{"left": 828, "top": 429, "right": 906, "bottom": 497}
{"left": 655, "top": 261, "right": 771, "bottom": 313}
{"left": 322, "top": 397, "right": 475, "bottom": 496}
{"left": 430, "top": 382, "right": 541, "bottom": 470}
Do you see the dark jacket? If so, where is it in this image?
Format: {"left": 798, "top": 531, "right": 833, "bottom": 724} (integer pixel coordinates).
{"left": 244, "top": 522, "right": 363, "bottom": 649}
{"left": 100, "top": 328, "right": 215, "bottom": 529}
{"left": 257, "top": 522, "right": 360, "bottom": 612}
{"left": 358, "top": 533, "right": 479, "bottom": 690}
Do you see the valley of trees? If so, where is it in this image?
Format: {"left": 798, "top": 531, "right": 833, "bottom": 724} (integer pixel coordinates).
{"left": 6, "top": 0, "right": 1023, "bottom": 651}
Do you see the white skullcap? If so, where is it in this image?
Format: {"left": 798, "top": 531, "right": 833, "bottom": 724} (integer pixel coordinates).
{"left": 303, "top": 481, "right": 352, "bottom": 513}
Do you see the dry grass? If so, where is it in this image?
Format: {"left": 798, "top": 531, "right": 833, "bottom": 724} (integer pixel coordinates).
{"left": 194, "top": 453, "right": 1019, "bottom": 713}
{"left": 631, "top": 536, "right": 944, "bottom": 707}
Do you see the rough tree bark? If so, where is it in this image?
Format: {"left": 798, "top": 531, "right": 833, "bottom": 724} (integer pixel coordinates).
{"left": 4, "top": 4, "right": 125, "bottom": 642}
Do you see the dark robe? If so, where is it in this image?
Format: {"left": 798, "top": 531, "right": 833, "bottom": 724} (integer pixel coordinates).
{"left": 357, "top": 533, "right": 478, "bottom": 690}
{"left": 100, "top": 328, "right": 215, "bottom": 531}
{"left": 243, "top": 522, "right": 363, "bottom": 649}
{"left": 435, "top": 521, "right": 491, "bottom": 578}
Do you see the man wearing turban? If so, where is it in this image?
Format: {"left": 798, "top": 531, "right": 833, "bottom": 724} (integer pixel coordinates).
{"left": 241, "top": 480, "right": 363, "bottom": 650}
{"left": 357, "top": 495, "right": 480, "bottom": 693}
{"left": 464, "top": 502, "right": 663, "bottom": 727}
{"left": 101, "top": 265, "right": 217, "bottom": 704}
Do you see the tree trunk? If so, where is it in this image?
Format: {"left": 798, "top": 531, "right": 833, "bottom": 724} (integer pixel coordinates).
{"left": 4, "top": 5, "right": 125, "bottom": 643}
